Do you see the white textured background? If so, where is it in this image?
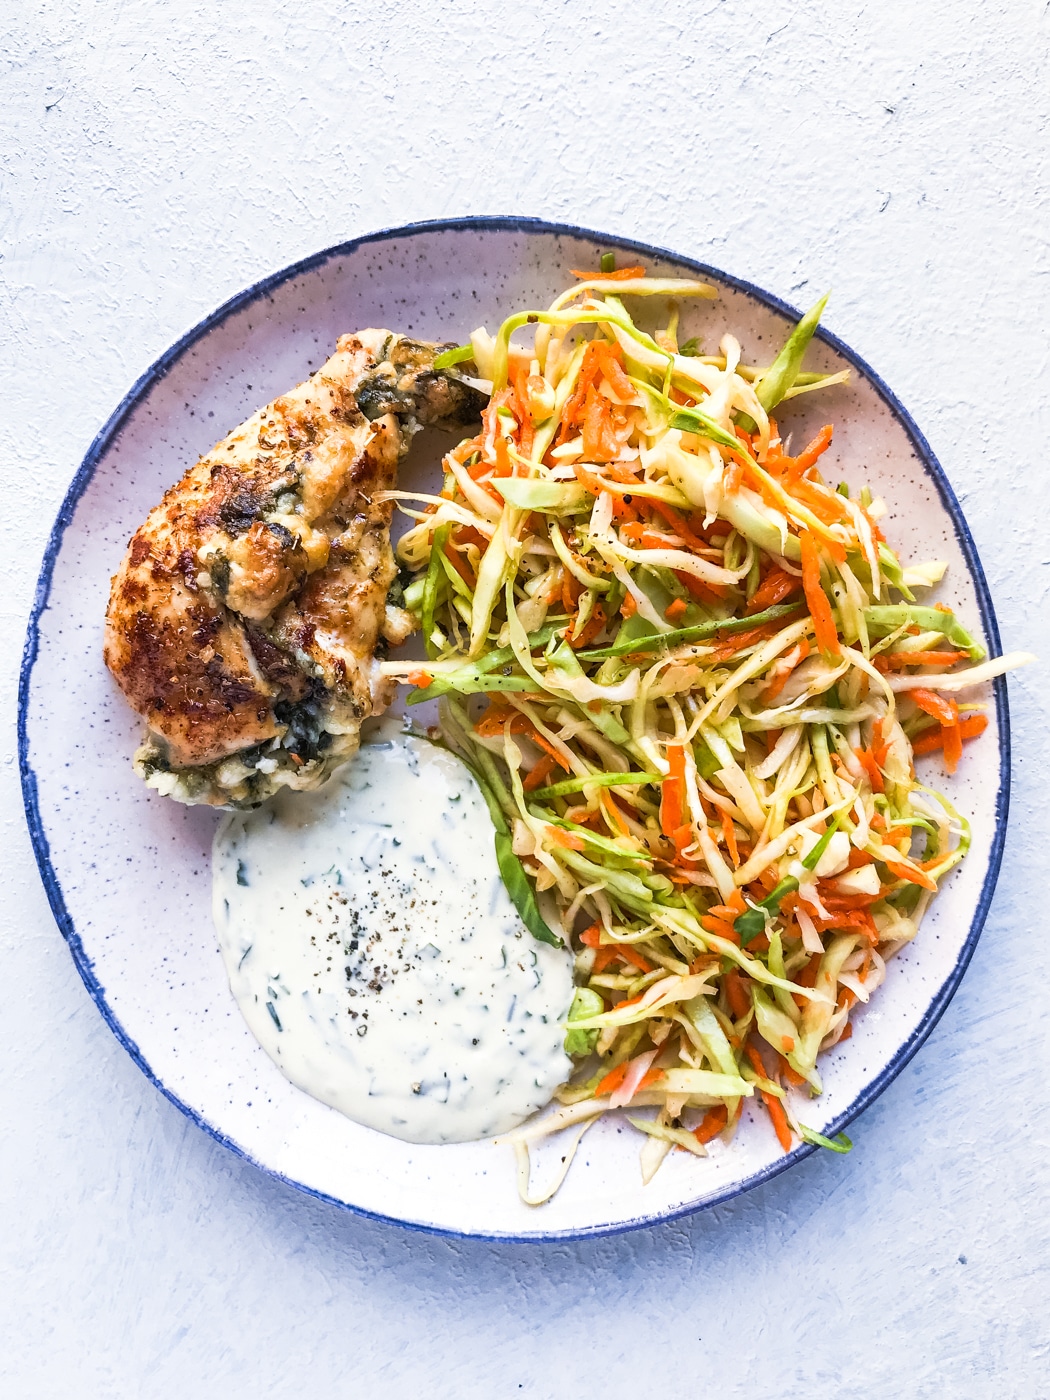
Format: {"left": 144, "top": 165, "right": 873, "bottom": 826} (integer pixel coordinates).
{"left": 3, "top": 1, "right": 1048, "bottom": 1395}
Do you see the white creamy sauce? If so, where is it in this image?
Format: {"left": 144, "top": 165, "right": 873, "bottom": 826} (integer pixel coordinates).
{"left": 212, "top": 728, "right": 574, "bottom": 1144}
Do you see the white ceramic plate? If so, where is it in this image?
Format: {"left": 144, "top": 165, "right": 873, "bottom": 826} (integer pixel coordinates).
{"left": 19, "top": 218, "right": 1009, "bottom": 1240}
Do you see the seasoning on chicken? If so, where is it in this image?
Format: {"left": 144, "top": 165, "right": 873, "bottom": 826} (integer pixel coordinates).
{"left": 104, "top": 331, "right": 484, "bottom": 807}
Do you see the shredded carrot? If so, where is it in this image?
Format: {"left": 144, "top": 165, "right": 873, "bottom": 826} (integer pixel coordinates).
{"left": 594, "top": 340, "right": 634, "bottom": 400}
{"left": 476, "top": 710, "right": 570, "bottom": 776}
{"left": 523, "top": 752, "right": 558, "bottom": 792}
{"left": 669, "top": 821, "right": 698, "bottom": 867}
{"left": 560, "top": 567, "right": 581, "bottom": 615}
{"left": 694, "top": 1105, "right": 728, "bottom": 1144}
{"left": 451, "top": 433, "right": 483, "bottom": 464}
{"left": 844, "top": 847, "right": 875, "bottom": 870}
{"left": 492, "top": 433, "right": 513, "bottom": 478}
{"left": 582, "top": 385, "right": 614, "bottom": 461}
{"left": 619, "top": 589, "right": 637, "bottom": 619}
{"left": 573, "top": 462, "right": 633, "bottom": 519}
{"left": 745, "top": 566, "right": 802, "bottom": 615}
{"left": 734, "top": 426, "right": 755, "bottom": 452}
{"left": 815, "top": 875, "right": 879, "bottom": 904}
{"left": 792, "top": 953, "right": 822, "bottom": 1009}
{"left": 599, "top": 787, "right": 630, "bottom": 837}
{"left": 648, "top": 499, "right": 709, "bottom": 552}
{"left": 854, "top": 745, "right": 885, "bottom": 794}
{"left": 871, "top": 716, "right": 891, "bottom": 768}
{"left": 613, "top": 990, "right": 648, "bottom": 1011}
{"left": 701, "top": 915, "right": 740, "bottom": 943}
{"left": 911, "top": 687, "right": 962, "bottom": 773}
{"left": 594, "top": 1062, "right": 628, "bottom": 1097}
{"left": 942, "top": 719, "right": 963, "bottom": 773}
{"left": 665, "top": 597, "right": 689, "bottom": 623}
{"left": 674, "top": 569, "right": 732, "bottom": 605}
{"left": 723, "top": 969, "right": 751, "bottom": 1019}
{"left": 620, "top": 523, "right": 682, "bottom": 550}
{"left": 570, "top": 463, "right": 632, "bottom": 496}
{"left": 531, "top": 732, "right": 571, "bottom": 770}
{"left": 701, "top": 884, "right": 746, "bottom": 935}
{"left": 784, "top": 424, "right": 834, "bottom": 482}
{"left": 558, "top": 346, "right": 602, "bottom": 438}
{"left": 579, "top": 922, "right": 603, "bottom": 948}
{"left": 659, "top": 744, "right": 686, "bottom": 839}
{"left": 474, "top": 705, "right": 530, "bottom": 738}
{"left": 560, "top": 341, "right": 632, "bottom": 459}
{"left": 511, "top": 365, "right": 534, "bottom": 459}
{"left": 790, "top": 476, "right": 850, "bottom": 525}
{"left": 594, "top": 946, "right": 624, "bottom": 973}
{"left": 452, "top": 525, "right": 490, "bottom": 554}
{"left": 582, "top": 920, "right": 654, "bottom": 975}
{"left": 706, "top": 619, "right": 785, "bottom": 665}
{"left": 405, "top": 670, "right": 433, "bottom": 689}
{"left": 618, "top": 944, "right": 654, "bottom": 973}
{"left": 877, "top": 649, "right": 968, "bottom": 671}
{"left": 799, "top": 528, "right": 840, "bottom": 657}
{"left": 745, "top": 1043, "right": 793, "bottom": 1151}
{"left": 911, "top": 688, "right": 960, "bottom": 728}
{"left": 571, "top": 264, "right": 646, "bottom": 281}
{"left": 720, "top": 807, "right": 739, "bottom": 866}
{"left": 546, "top": 825, "right": 586, "bottom": 852}
{"left": 707, "top": 890, "right": 747, "bottom": 919}
{"left": 443, "top": 545, "right": 477, "bottom": 589}
{"left": 883, "top": 858, "right": 937, "bottom": 892}
{"left": 815, "top": 895, "right": 881, "bottom": 922}
{"left": 912, "top": 712, "right": 988, "bottom": 756}
{"left": 882, "top": 825, "right": 913, "bottom": 847}
{"left": 775, "top": 1052, "right": 807, "bottom": 1088}
{"left": 759, "top": 1094, "right": 794, "bottom": 1151}
{"left": 597, "top": 460, "right": 641, "bottom": 487}
{"left": 567, "top": 601, "right": 607, "bottom": 650}
{"left": 753, "top": 868, "right": 779, "bottom": 897}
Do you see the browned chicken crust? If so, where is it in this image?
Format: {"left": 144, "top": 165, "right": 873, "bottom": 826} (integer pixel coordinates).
{"left": 104, "top": 331, "right": 483, "bottom": 806}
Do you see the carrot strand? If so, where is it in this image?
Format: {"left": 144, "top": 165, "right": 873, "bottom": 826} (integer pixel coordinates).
{"left": 799, "top": 528, "right": 840, "bottom": 657}
{"left": 912, "top": 713, "right": 988, "bottom": 756}
{"left": 660, "top": 744, "right": 687, "bottom": 840}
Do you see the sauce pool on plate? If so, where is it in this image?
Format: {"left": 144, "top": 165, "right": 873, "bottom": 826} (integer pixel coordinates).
{"left": 212, "top": 727, "right": 574, "bottom": 1144}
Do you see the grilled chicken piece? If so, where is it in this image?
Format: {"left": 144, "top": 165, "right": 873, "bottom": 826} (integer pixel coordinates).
{"left": 104, "top": 331, "right": 483, "bottom": 807}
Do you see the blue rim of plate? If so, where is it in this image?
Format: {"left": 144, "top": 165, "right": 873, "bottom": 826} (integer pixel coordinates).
{"left": 18, "top": 215, "right": 1010, "bottom": 1242}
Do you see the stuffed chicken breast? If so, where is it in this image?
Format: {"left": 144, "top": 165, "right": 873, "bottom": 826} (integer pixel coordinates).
{"left": 104, "top": 330, "right": 483, "bottom": 807}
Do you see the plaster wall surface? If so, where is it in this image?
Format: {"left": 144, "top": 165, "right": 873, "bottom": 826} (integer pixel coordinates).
{"left": 1, "top": 2, "right": 1048, "bottom": 1395}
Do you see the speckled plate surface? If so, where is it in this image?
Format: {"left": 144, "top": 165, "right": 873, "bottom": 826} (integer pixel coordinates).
{"left": 19, "top": 218, "right": 1009, "bottom": 1240}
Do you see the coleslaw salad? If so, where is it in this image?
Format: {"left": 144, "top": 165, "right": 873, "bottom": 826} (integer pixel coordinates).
{"left": 379, "top": 261, "right": 1032, "bottom": 1203}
